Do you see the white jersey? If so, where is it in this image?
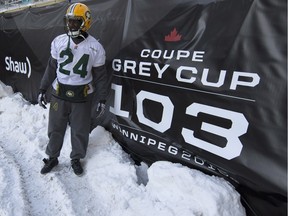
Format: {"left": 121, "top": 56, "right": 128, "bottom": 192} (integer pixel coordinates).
{"left": 51, "top": 34, "right": 106, "bottom": 88}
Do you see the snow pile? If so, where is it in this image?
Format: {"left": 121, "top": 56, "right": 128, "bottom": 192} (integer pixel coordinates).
{"left": 0, "top": 81, "right": 13, "bottom": 98}
{"left": 0, "top": 81, "right": 246, "bottom": 216}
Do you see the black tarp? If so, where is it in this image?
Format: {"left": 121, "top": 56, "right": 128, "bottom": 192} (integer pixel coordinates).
{"left": 0, "top": 0, "right": 286, "bottom": 215}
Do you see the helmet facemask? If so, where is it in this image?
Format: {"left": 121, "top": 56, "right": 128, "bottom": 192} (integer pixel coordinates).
{"left": 65, "top": 16, "right": 85, "bottom": 38}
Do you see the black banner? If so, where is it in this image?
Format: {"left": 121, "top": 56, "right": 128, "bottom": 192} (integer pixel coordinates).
{"left": 0, "top": 0, "right": 286, "bottom": 215}
{"left": 0, "top": 0, "right": 127, "bottom": 102}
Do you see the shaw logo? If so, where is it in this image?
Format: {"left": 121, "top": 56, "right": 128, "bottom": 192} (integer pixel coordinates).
{"left": 5, "top": 56, "right": 32, "bottom": 78}
{"left": 165, "top": 28, "right": 182, "bottom": 42}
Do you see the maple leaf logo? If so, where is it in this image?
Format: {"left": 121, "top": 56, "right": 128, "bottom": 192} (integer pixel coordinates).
{"left": 165, "top": 28, "right": 182, "bottom": 42}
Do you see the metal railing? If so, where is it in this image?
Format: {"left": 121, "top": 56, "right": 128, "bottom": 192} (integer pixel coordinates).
{"left": 0, "top": 0, "right": 66, "bottom": 13}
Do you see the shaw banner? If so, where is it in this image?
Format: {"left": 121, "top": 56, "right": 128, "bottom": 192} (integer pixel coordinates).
{"left": 0, "top": 0, "right": 286, "bottom": 215}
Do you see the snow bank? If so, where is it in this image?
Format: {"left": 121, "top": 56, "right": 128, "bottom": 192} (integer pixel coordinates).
{"left": 0, "top": 81, "right": 246, "bottom": 216}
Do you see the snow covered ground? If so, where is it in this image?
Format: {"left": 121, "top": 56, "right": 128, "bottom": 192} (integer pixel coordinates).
{"left": 0, "top": 81, "right": 246, "bottom": 216}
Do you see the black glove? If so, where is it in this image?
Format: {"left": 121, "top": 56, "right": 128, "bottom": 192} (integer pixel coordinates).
{"left": 38, "top": 90, "right": 47, "bottom": 109}
{"left": 96, "top": 100, "right": 106, "bottom": 118}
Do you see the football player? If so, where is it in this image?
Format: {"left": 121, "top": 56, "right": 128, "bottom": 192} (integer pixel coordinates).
{"left": 38, "top": 2, "right": 109, "bottom": 176}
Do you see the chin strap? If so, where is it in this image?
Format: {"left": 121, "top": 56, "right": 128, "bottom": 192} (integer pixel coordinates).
{"left": 68, "top": 30, "right": 80, "bottom": 38}
{"left": 78, "top": 33, "right": 86, "bottom": 40}
{"left": 66, "top": 30, "right": 88, "bottom": 50}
